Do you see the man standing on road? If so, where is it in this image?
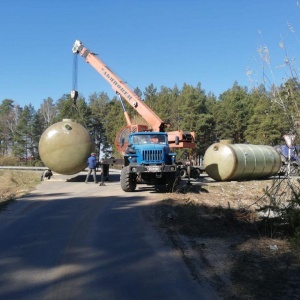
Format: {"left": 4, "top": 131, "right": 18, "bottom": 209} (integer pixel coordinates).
{"left": 85, "top": 152, "right": 98, "bottom": 184}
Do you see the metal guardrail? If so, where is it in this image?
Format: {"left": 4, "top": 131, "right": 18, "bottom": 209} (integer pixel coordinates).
{"left": 0, "top": 165, "right": 122, "bottom": 174}
{"left": 0, "top": 166, "right": 47, "bottom": 171}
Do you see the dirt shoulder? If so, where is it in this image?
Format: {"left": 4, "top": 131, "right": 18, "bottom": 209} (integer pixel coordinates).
{"left": 154, "top": 177, "right": 300, "bottom": 300}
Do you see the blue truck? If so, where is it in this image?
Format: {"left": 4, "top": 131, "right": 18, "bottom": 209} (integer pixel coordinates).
{"left": 72, "top": 40, "right": 195, "bottom": 192}
{"left": 121, "top": 132, "right": 179, "bottom": 192}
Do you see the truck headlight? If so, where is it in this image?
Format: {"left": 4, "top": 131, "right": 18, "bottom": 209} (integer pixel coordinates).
{"left": 129, "top": 156, "right": 137, "bottom": 163}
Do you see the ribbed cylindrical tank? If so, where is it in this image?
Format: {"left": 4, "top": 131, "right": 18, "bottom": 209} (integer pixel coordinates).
{"left": 39, "top": 119, "right": 94, "bottom": 175}
{"left": 204, "top": 142, "right": 282, "bottom": 181}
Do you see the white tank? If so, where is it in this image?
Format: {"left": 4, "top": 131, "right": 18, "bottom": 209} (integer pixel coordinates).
{"left": 204, "top": 142, "right": 281, "bottom": 181}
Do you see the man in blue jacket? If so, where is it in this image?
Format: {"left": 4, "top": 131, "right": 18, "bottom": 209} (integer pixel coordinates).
{"left": 85, "top": 152, "right": 98, "bottom": 183}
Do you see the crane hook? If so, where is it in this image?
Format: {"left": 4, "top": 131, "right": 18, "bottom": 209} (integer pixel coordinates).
{"left": 71, "top": 89, "right": 78, "bottom": 105}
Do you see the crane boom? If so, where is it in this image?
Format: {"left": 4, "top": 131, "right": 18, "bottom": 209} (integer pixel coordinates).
{"left": 72, "top": 40, "right": 167, "bottom": 132}
{"left": 72, "top": 40, "right": 195, "bottom": 148}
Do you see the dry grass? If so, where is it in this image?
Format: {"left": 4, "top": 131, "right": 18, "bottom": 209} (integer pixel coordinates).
{"left": 155, "top": 179, "right": 300, "bottom": 299}
{"left": 0, "top": 170, "right": 41, "bottom": 204}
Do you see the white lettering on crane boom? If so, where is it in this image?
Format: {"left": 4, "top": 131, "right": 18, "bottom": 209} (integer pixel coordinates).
{"left": 102, "top": 69, "right": 132, "bottom": 101}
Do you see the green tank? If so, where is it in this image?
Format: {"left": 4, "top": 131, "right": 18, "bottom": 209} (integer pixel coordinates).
{"left": 39, "top": 119, "right": 94, "bottom": 175}
{"left": 204, "top": 142, "right": 281, "bottom": 181}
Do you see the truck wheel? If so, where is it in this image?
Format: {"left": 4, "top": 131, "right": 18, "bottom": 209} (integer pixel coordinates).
{"left": 277, "top": 163, "right": 287, "bottom": 176}
{"left": 179, "top": 168, "right": 187, "bottom": 178}
{"left": 120, "top": 166, "right": 136, "bottom": 192}
{"left": 166, "top": 173, "right": 180, "bottom": 193}
{"left": 191, "top": 168, "right": 201, "bottom": 179}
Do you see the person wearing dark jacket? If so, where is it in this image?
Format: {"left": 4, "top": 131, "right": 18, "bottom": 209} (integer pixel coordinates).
{"left": 41, "top": 169, "right": 53, "bottom": 181}
{"left": 85, "top": 152, "right": 98, "bottom": 183}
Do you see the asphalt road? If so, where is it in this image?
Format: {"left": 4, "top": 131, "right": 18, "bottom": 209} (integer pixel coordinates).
{"left": 0, "top": 170, "right": 219, "bottom": 300}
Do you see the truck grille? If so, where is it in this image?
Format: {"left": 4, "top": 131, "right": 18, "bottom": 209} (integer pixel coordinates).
{"left": 142, "top": 150, "right": 163, "bottom": 162}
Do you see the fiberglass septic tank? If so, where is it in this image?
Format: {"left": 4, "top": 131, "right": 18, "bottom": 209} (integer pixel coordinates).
{"left": 203, "top": 142, "right": 282, "bottom": 181}
{"left": 39, "top": 119, "right": 94, "bottom": 175}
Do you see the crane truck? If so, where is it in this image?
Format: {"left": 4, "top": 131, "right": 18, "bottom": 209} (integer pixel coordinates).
{"left": 72, "top": 40, "right": 196, "bottom": 192}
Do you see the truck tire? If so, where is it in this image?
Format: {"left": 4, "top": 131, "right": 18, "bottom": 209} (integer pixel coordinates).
{"left": 120, "top": 166, "right": 136, "bottom": 192}
{"left": 166, "top": 173, "right": 180, "bottom": 193}
{"left": 191, "top": 168, "right": 201, "bottom": 179}
{"left": 277, "top": 163, "right": 287, "bottom": 176}
{"left": 179, "top": 168, "right": 187, "bottom": 178}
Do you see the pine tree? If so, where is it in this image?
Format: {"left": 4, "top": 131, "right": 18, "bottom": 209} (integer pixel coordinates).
{"left": 213, "top": 82, "right": 250, "bottom": 143}
{"left": 12, "top": 104, "right": 37, "bottom": 163}
{"left": 0, "top": 99, "right": 15, "bottom": 155}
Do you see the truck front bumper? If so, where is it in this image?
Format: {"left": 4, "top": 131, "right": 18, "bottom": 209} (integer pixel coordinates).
{"left": 128, "top": 164, "right": 177, "bottom": 173}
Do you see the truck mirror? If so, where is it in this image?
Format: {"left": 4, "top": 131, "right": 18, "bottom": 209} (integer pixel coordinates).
{"left": 175, "top": 136, "right": 179, "bottom": 145}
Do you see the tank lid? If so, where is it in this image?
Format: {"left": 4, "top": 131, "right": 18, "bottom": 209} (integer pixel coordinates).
{"left": 63, "top": 119, "right": 74, "bottom": 122}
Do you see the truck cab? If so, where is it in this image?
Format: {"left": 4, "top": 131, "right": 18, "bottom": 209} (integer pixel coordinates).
{"left": 121, "top": 132, "right": 179, "bottom": 192}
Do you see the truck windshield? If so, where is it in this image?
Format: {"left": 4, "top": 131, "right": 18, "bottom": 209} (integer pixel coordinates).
{"left": 133, "top": 135, "right": 166, "bottom": 145}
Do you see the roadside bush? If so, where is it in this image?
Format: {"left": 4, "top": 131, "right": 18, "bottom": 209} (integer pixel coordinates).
{"left": 0, "top": 155, "right": 19, "bottom": 166}
{"left": 0, "top": 155, "right": 44, "bottom": 167}
{"left": 34, "top": 160, "right": 44, "bottom": 167}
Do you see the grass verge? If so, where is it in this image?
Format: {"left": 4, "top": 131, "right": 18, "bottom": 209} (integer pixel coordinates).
{"left": 0, "top": 170, "right": 41, "bottom": 209}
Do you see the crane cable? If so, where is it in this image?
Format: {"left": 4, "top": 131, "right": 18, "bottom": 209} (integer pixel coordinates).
{"left": 69, "top": 53, "right": 88, "bottom": 129}
{"left": 71, "top": 53, "right": 79, "bottom": 105}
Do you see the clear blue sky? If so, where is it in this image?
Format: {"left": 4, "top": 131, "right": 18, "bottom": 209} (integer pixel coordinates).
{"left": 1, "top": 0, "right": 299, "bottom": 109}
